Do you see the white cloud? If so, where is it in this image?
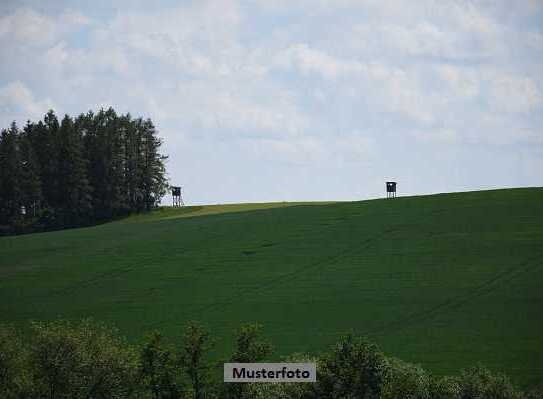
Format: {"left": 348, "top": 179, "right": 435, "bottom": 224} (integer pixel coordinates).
{"left": 1, "top": 1, "right": 542, "bottom": 202}
{"left": 274, "top": 44, "right": 436, "bottom": 124}
{"left": 0, "top": 8, "right": 88, "bottom": 46}
{"left": 487, "top": 71, "right": 542, "bottom": 113}
{"left": 70, "top": 1, "right": 313, "bottom": 138}
{"left": 352, "top": 22, "right": 457, "bottom": 59}
{"left": 59, "top": 10, "right": 90, "bottom": 27}
{"left": 240, "top": 132, "right": 376, "bottom": 165}
{"left": 98, "top": 0, "right": 242, "bottom": 77}
{"left": 195, "top": 90, "right": 309, "bottom": 136}
{"left": 274, "top": 44, "right": 364, "bottom": 79}
{"left": 44, "top": 41, "right": 69, "bottom": 69}
{"left": 0, "top": 81, "right": 55, "bottom": 123}
{"left": 410, "top": 128, "right": 460, "bottom": 144}
{"left": 436, "top": 65, "right": 480, "bottom": 98}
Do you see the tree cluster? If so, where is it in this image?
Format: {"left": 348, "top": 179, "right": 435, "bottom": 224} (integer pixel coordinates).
{"left": 0, "top": 108, "right": 168, "bottom": 235}
{"left": 1, "top": 319, "right": 541, "bottom": 399}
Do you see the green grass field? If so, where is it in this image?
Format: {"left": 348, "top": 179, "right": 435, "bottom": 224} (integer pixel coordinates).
{"left": 1, "top": 188, "right": 542, "bottom": 386}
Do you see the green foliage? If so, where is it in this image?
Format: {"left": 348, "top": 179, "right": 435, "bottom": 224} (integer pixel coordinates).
{"left": 19, "top": 122, "right": 42, "bottom": 219}
{"left": 429, "top": 376, "right": 461, "bottom": 399}
{"left": 0, "top": 108, "right": 168, "bottom": 234}
{"left": 224, "top": 323, "right": 273, "bottom": 399}
{"left": 382, "top": 358, "right": 430, "bottom": 399}
{"left": 56, "top": 114, "right": 92, "bottom": 226}
{"left": 140, "top": 331, "right": 181, "bottom": 399}
{"left": 0, "top": 123, "right": 23, "bottom": 225}
{"left": 0, "top": 325, "right": 32, "bottom": 398}
{"left": 525, "top": 386, "right": 543, "bottom": 399}
{"left": 0, "top": 320, "right": 540, "bottom": 398}
{"left": 178, "top": 321, "right": 214, "bottom": 399}
{"left": 229, "top": 323, "right": 273, "bottom": 364}
{"left": 313, "top": 334, "right": 387, "bottom": 399}
{"left": 245, "top": 353, "right": 316, "bottom": 399}
{"left": 29, "top": 319, "right": 138, "bottom": 399}
{"left": 458, "top": 365, "right": 524, "bottom": 399}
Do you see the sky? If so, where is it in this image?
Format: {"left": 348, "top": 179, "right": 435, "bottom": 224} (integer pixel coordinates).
{"left": 1, "top": 0, "right": 542, "bottom": 205}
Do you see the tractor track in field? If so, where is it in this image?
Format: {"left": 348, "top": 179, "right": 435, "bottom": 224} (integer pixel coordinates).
{"left": 48, "top": 266, "right": 135, "bottom": 296}
{"left": 11, "top": 208, "right": 379, "bottom": 307}
{"left": 14, "top": 230, "right": 233, "bottom": 304}
{"left": 369, "top": 254, "right": 542, "bottom": 337}
{"left": 145, "top": 214, "right": 542, "bottom": 335}
{"left": 36, "top": 206, "right": 332, "bottom": 301}
{"left": 143, "top": 223, "right": 410, "bottom": 330}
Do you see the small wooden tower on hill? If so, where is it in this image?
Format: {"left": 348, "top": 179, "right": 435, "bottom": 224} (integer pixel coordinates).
{"left": 386, "top": 181, "right": 397, "bottom": 199}
{"left": 172, "top": 186, "right": 184, "bottom": 207}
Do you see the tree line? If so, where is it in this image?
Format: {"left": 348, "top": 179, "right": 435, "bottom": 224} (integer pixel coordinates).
{"left": 0, "top": 319, "right": 540, "bottom": 399}
{"left": 0, "top": 108, "right": 168, "bottom": 235}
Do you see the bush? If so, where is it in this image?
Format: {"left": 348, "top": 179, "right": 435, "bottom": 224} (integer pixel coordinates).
{"left": 29, "top": 319, "right": 138, "bottom": 398}
{"left": 139, "top": 331, "right": 181, "bottom": 399}
{"left": 382, "top": 358, "right": 430, "bottom": 399}
{"left": 178, "top": 321, "right": 214, "bottom": 399}
{"left": 312, "top": 334, "right": 387, "bottom": 399}
{"left": 245, "top": 353, "right": 316, "bottom": 399}
{"left": 525, "top": 386, "right": 543, "bottom": 399}
{"left": 0, "top": 325, "right": 33, "bottom": 398}
{"left": 459, "top": 365, "right": 523, "bottom": 399}
{"left": 223, "top": 323, "right": 273, "bottom": 399}
{"left": 429, "top": 376, "right": 461, "bottom": 399}
{"left": 0, "top": 321, "right": 538, "bottom": 399}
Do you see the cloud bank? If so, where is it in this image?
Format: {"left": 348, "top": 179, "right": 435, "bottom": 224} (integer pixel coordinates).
{"left": 0, "top": 0, "right": 542, "bottom": 203}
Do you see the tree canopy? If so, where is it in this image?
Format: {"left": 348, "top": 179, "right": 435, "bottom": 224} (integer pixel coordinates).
{"left": 0, "top": 108, "right": 168, "bottom": 234}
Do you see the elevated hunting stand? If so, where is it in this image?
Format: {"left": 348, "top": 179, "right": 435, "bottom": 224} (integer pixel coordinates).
{"left": 172, "top": 186, "right": 184, "bottom": 207}
{"left": 386, "top": 182, "right": 397, "bottom": 199}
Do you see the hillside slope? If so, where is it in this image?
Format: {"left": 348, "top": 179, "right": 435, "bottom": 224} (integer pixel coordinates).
{"left": 1, "top": 188, "right": 542, "bottom": 385}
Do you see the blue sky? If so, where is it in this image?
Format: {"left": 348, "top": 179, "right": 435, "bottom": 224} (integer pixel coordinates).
{"left": 1, "top": 0, "right": 542, "bottom": 204}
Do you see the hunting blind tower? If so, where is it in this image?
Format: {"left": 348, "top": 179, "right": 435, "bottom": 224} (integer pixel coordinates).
{"left": 172, "top": 186, "right": 184, "bottom": 207}
{"left": 386, "top": 182, "right": 397, "bottom": 199}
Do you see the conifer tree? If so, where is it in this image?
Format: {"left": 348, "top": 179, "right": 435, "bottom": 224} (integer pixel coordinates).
{"left": 0, "top": 107, "right": 168, "bottom": 234}
{"left": 39, "top": 111, "right": 61, "bottom": 210}
{"left": 0, "top": 123, "right": 22, "bottom": 225}
{"left": 19, "top": 122, "right": 42, "bottom": 218}
{"left": 57, "top": 114, "right": 92, "bottom": 226}
{"left": 141, "top": 118, "right": 168, "bottom": 211}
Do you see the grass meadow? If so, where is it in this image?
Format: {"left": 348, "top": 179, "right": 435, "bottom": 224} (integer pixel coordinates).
{"left": 1, "top": 188, "right": 542, "bottom": 386}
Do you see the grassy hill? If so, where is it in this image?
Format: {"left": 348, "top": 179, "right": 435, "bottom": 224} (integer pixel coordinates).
{"left": 1, "top": 188, "right": 542, "bottom": 386}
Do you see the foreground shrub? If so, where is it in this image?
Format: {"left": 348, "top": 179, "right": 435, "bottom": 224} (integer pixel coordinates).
{"left": 382, "top": 357, "right": 430, "bottom": 399}
{"left": 311, "top": 334, "right": 387, "bottom": 399}
{"left": 525, "top": 386, "right": 543, "bottom": 399}
{"left": 29, "top": 319, "right": 138, "bottom": 398}
{"left": 139, "top": 331, "right": 181, "bottom": 399}
{"left": 0, "top": 320, "right": 538, "bottom": 399}
{"left": 245, "top": 353, "right": 316, "bottom": 399}
{"left": 429, "top": 376, "right": 461, "bottom": 399}
{"left": 0, "top": 325, "right": 33, "bottom": 398}
{"left": 459, "top": 365, "right": 523, "bottom": 399}
{"left": 178, "top": 321, "right": 214, "bottom": 399}
{"left": 223, "top": 323, "right": 273, "bottom": 399}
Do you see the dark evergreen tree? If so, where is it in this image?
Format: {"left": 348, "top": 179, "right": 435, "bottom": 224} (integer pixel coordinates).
{"left": 123, "top": 113, "right": 140, "bottom": 212}
{"left": 83, "top": 108, "right": 130, "bottom": 220}
{"left": 0, "top": 123, "right": 22, "bottom": 226}
{"left": 57, "top": 114, "right": 92, "bottom": 226}
{"left": 83, "top": 109, "right": 110, "bottom": 220}
{"left": 34, "top": 111, "right": 61, "bottom": 212}
{"left": 140, "top": 118, "right": 168, "bottom": 211}
{"left": 0, "top": 107, "right": 168, "bottom": 234}
{"left": 19, "top": 122, "right": 42, "bottom": 219}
